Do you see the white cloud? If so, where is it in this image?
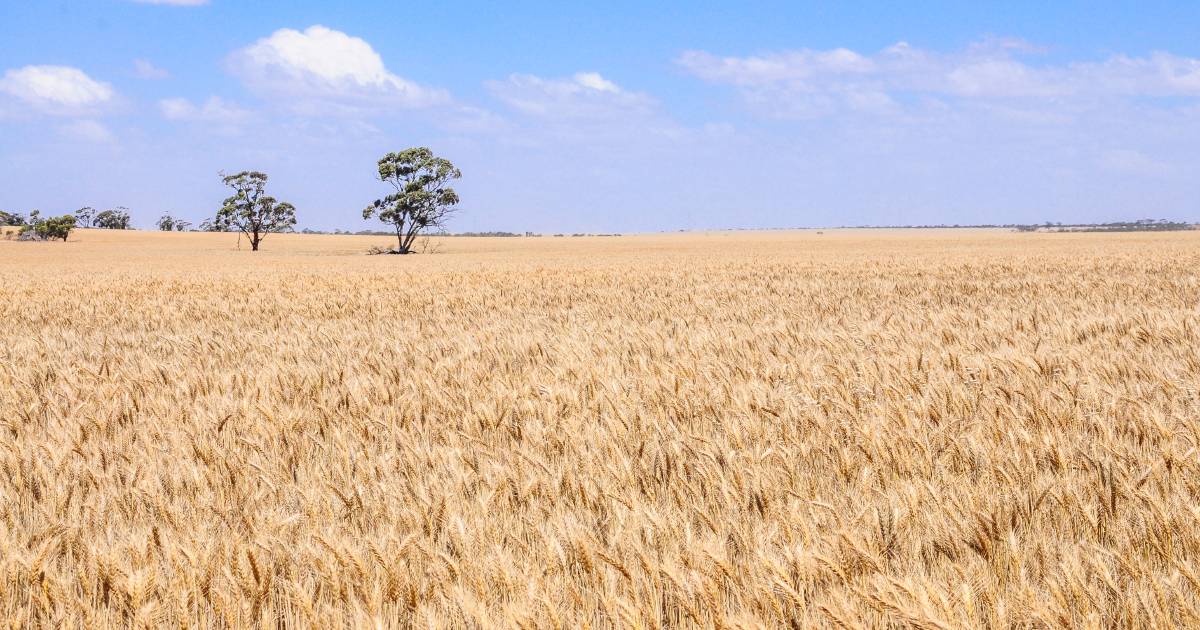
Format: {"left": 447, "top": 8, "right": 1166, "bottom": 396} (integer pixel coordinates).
{"left": 227, "top": 25, "right": 447, "bottom": 111}
{"left": 678, "top": 41, "right": 1200, "bottom": 118}
{"left": 130, "top": 0, "right": 209, "bottom": 5}
{"left": 58, "top": 119, "right": 115, "bottom": 143}
{"left": 573, "top": 72, "right": 620, "bottom": 93}
{"left": 486, "top": 71, "right": 654, "bottom": 119}
{"left": 944, "top": 60, "right": 1054, "bottom": 98}
{"left": 0, "top": 65, "right": 114, "bottom": 114}
{"left": 159, "top": 96, "right": 250, "bottom": 122}
{"left": 133, "top": 59, "right": 169, "bottom": 80}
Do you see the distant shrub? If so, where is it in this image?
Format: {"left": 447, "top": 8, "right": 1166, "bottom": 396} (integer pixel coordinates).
{"left": 19, "top": 213, "right": 76, "bottom": 241}
{"left": 94, "top": 208, "right": 133, "bottom": 230}
{"left": 156, "top": 215, "right": 193, "bottom": 231}
{"left": 0, "top": 210, "right": 25, "bottom": 226}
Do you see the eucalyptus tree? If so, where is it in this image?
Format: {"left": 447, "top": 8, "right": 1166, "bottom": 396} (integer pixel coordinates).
{"left": 94, "top": 207, "right": 132, "bottom": 229}
{"left": 213, "top": 171, "right": 296, "bottom": 251}
{"left": 75, "top": 206, "right": 95, "bottom": 227}
{"left": 363, "top": 147, "right": 461, "bottom": 254}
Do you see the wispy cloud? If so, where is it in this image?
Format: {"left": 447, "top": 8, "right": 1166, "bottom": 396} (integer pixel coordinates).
{"left": 1098, "top": 149, "right": 1174, "bottom": 177}
{"left": 677, "top": 40, "right": 1200, "bottom": 118}
{"left": 133, "top": 59, "right": 170, "bottom": 80}
{"left": 159, "top": 96, "right": 251, "bottom": 123}
{"left": 58, "top": 119, "right": 116, "bottom": 144}
{"left": 486, "top": 71, "right": 654, "bottom": 119}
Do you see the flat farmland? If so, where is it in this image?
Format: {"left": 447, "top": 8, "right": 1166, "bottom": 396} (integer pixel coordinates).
{"left": 2, "top": 229, "right": 1199, "bottom": 628}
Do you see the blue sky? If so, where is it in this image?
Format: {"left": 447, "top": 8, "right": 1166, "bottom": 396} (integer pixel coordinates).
{"left": 2, "top": 1, "right": 1199, "bottom": 232}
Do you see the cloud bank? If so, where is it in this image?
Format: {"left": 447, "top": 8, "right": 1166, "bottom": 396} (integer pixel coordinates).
{"left": 678, "top": 41, "right": 1200, "bottom": 118}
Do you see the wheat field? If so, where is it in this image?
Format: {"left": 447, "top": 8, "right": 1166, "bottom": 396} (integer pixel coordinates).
{"left": 1, "top": 228, "right": 1198, "bottom": 628}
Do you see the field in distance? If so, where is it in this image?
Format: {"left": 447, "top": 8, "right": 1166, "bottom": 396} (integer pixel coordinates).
{"left": 2, "top": 228, "right": 1199, "bottom": 627}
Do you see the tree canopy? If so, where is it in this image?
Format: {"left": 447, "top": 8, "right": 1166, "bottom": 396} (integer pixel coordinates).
{"left": 74, "top": 207, "right": 95, "bottom": 228}
{"left": 0, "top": 211, "right": 25, "bottom": 227}
{"left": 158, "top": 215, "right": 191, "bottom": 231}
{"left": 94, "top": 208, "right": 132, "bottom": 230}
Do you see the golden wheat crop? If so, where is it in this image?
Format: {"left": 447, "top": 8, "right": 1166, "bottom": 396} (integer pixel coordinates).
{"left": 1, "top": 228, "right": 1199, "bottom": 628}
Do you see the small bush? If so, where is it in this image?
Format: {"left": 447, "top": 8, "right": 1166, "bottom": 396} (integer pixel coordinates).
{"left": 366, "top": 245, "right": 409, "bottom": 255}
{"left": 20, "top": 214, "right": 76, "bottom": 241}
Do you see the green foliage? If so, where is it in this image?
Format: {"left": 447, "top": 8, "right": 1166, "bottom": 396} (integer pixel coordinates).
{"left": 157, "top": 215, "right": 190, "bottom": 231}
{"left": 362, "top": 147, "right": 461, "bottom": 254}
{"left": 157, "top": 215, "right": 175, "bottom": 231}
{"left": 75, "top": 206, "right": 95, "bottom": 228}
{"left": 0, "top": 210, "right": 26, "bottom": 226}
{"left": 94, "top": 207, "right": 132, "bottom": 230}
{"left": 213, "top": 171, "right": 296, "bottom": 251}
{"left": 20, "top": 213, "right": 76, "bottom": 241}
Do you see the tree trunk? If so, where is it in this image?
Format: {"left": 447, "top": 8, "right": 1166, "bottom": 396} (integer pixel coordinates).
{"left": 400, "top": 227, "right": 420, "bottom": 254}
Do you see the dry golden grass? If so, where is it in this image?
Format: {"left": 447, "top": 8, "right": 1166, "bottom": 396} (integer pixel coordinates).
{"left": 2, "top": 228, "right": 1199, "bottom": 628}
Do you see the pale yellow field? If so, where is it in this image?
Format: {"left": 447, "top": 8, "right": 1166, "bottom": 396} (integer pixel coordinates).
{"left": 2, "top": 228, "right": 1199, "bottom": 628}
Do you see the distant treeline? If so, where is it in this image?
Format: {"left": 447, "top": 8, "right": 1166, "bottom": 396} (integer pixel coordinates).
{"left": 299, "top": 228, "right": 623, "bottom": 237}
{"left": 298, "top": 228, "right": 501, "bottom": 236}
{"left": 300, "top": 228, "right": 521, "bottom": 236}
{"left": 1013, "top": 219, "right": 1196, "bottom": 233}
{"left": 829, "top": 219, "right": 1196, "bottom": 232}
